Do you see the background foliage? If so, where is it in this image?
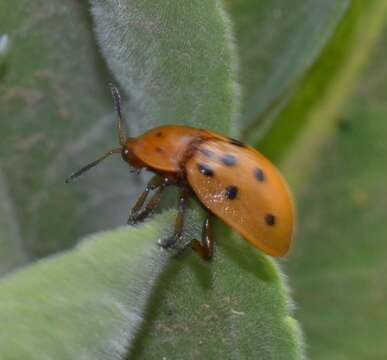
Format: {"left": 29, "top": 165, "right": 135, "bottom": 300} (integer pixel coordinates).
{"left": 0, "top": 0, "right": 386, "bottom": 359}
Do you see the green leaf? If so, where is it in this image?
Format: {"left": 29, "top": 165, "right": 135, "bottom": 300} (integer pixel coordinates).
{"left": 271, "top": 1, "right": 387, "bottom": 358}
{"left": 90, "top": 0, "right": 239, "bottom": 135}
{"left": 0, "top": 1, "right": 128, "bottom": 260}
{"left": 288, "top": 86, "right": 387, "bottom": 359}
{"left": 130, "top": 231, "right": 304, "bottom": 359}
{"left": 0, "top": 211, "right": 303, "bottom": 360}
{"left": 227, "top": 0, "right": 350, "bottom": 134}
{"left": 0, "top": 212, "right": 177, "bottom": 359}
{"left": 0, "top": 168, "right": 27, "bottom": 275}
{"left": 259, "top": 0, "right": 386, "bottom": 165}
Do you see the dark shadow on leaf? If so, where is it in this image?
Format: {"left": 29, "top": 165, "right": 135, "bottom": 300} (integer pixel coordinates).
{"left": 127, "top": 221, "right": 278, "bottom": 360}
{"left": 127, "top": 247, "right": 213, "bottom": 360}
{"left": 215, "top": 221, "right": 278, "bottom": 283}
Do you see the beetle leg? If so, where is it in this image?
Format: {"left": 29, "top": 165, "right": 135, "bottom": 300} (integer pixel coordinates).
{"left": 159, "top": 190, "right": 189, "bottom": 249}
{"left": 191, "top": 216, "right": 214, "bottom": 260}
{"left": 128, "top": 186, "right": 164, "bottom": 224}
{"left": 128, "top": 176, "right": 166, "bottom": 224}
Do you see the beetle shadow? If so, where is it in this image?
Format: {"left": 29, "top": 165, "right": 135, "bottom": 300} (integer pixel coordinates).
{"left": 127, "top": 247, "right": 213, "bottom": 359}
{"left": 214, "top": 221, "right": 278, "bottom": 283}
{"left": 127, "top": 221, "right": 279, "bottom": 359}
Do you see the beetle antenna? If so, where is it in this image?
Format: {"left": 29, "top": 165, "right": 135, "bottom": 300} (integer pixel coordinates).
{"left": 109, "top": 84, "right": 127, "bottom": 146}
{"left": 65, "top": 148, "right": 121, "bottom": 183}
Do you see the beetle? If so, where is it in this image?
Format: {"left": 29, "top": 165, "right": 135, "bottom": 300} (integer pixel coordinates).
{"left": 66, "top": 86, "right": 295, "bottom": 260}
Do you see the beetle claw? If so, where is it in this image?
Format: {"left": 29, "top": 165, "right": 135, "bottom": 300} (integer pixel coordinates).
{"left": 158, "top": 235, "right": 183, "bottom": 250}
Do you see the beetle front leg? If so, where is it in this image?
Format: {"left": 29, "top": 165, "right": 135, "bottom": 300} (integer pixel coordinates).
{"left": 128, "top": 176, "right": 167, "bottom": 224}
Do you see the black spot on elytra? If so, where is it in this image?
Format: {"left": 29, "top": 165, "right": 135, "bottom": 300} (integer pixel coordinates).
{"left": 155, "top": 131, "right": 164, "bottom": 138}
{"left": 225, "top": 185, "right": 238, "bottom": 200}
{"left": 199, "top": 148, "right": 214, "bottom": 158}
{"left": 221, "top": 154, "right": 237, "bottom": 166}
{"left": 254, "top": 168, "right": 266, "bottom": 182}
{"left": 228, "top": 137, "right": 245, "bottom": 147}
{"left": 197, "top": 163, "right": 214, "bottom": 177}
{"left": 265, "top": 214, "right": 276, "bottom": 226}
{"left": 155, "top": 147, "right": 164, "bottom": 153}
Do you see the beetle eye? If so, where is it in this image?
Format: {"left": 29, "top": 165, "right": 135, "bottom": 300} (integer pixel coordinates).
{"left": 121, "top": 148, "right": 129, "bottom": 161}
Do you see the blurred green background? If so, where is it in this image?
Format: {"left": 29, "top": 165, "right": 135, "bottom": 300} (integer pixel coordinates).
{"left": 0, "top": 1, "right": 386, "bottom": 359}
{"left": 286, "top": 22, "right": 387, "bottom": 360}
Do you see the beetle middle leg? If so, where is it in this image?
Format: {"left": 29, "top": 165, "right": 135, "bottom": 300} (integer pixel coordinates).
{"left": 159, "top": 192, "right": 214, "bottom": 260}
{"left": 159, "top": 190, "right": 189, "bottom": 249}
{"left": 128, "top": 176, "right": 167, "bottom": 224}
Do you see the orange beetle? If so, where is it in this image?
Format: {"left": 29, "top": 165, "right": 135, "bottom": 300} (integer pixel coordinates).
{"left": 66, "top": 86, "right": 295, "bottom": 259}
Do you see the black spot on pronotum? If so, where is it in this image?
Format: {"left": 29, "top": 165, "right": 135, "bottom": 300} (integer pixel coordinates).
{"left": 254, "top": 168, "right": 266, "bottom": 182}
{"left": 199, "top": 148, "right": 214, "bottom": 158}
{"left": 225, "top": 185, "right": 238, "bottom": 200}
{"left": 197, "top": 163, "right": 214, "bottom": 177}
{"left": 228, "top": 137, "right": 245, "bottom": 147}
{"left": 221, "top": 154, "right": 237, "bottom": 166}
{"left": 265, "top": 214, "right": 276, "bottom": 226}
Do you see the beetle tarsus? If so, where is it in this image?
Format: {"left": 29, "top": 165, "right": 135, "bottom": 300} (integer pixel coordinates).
{"left": 191, "top": 216, "right": 213, "bottom": 260}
